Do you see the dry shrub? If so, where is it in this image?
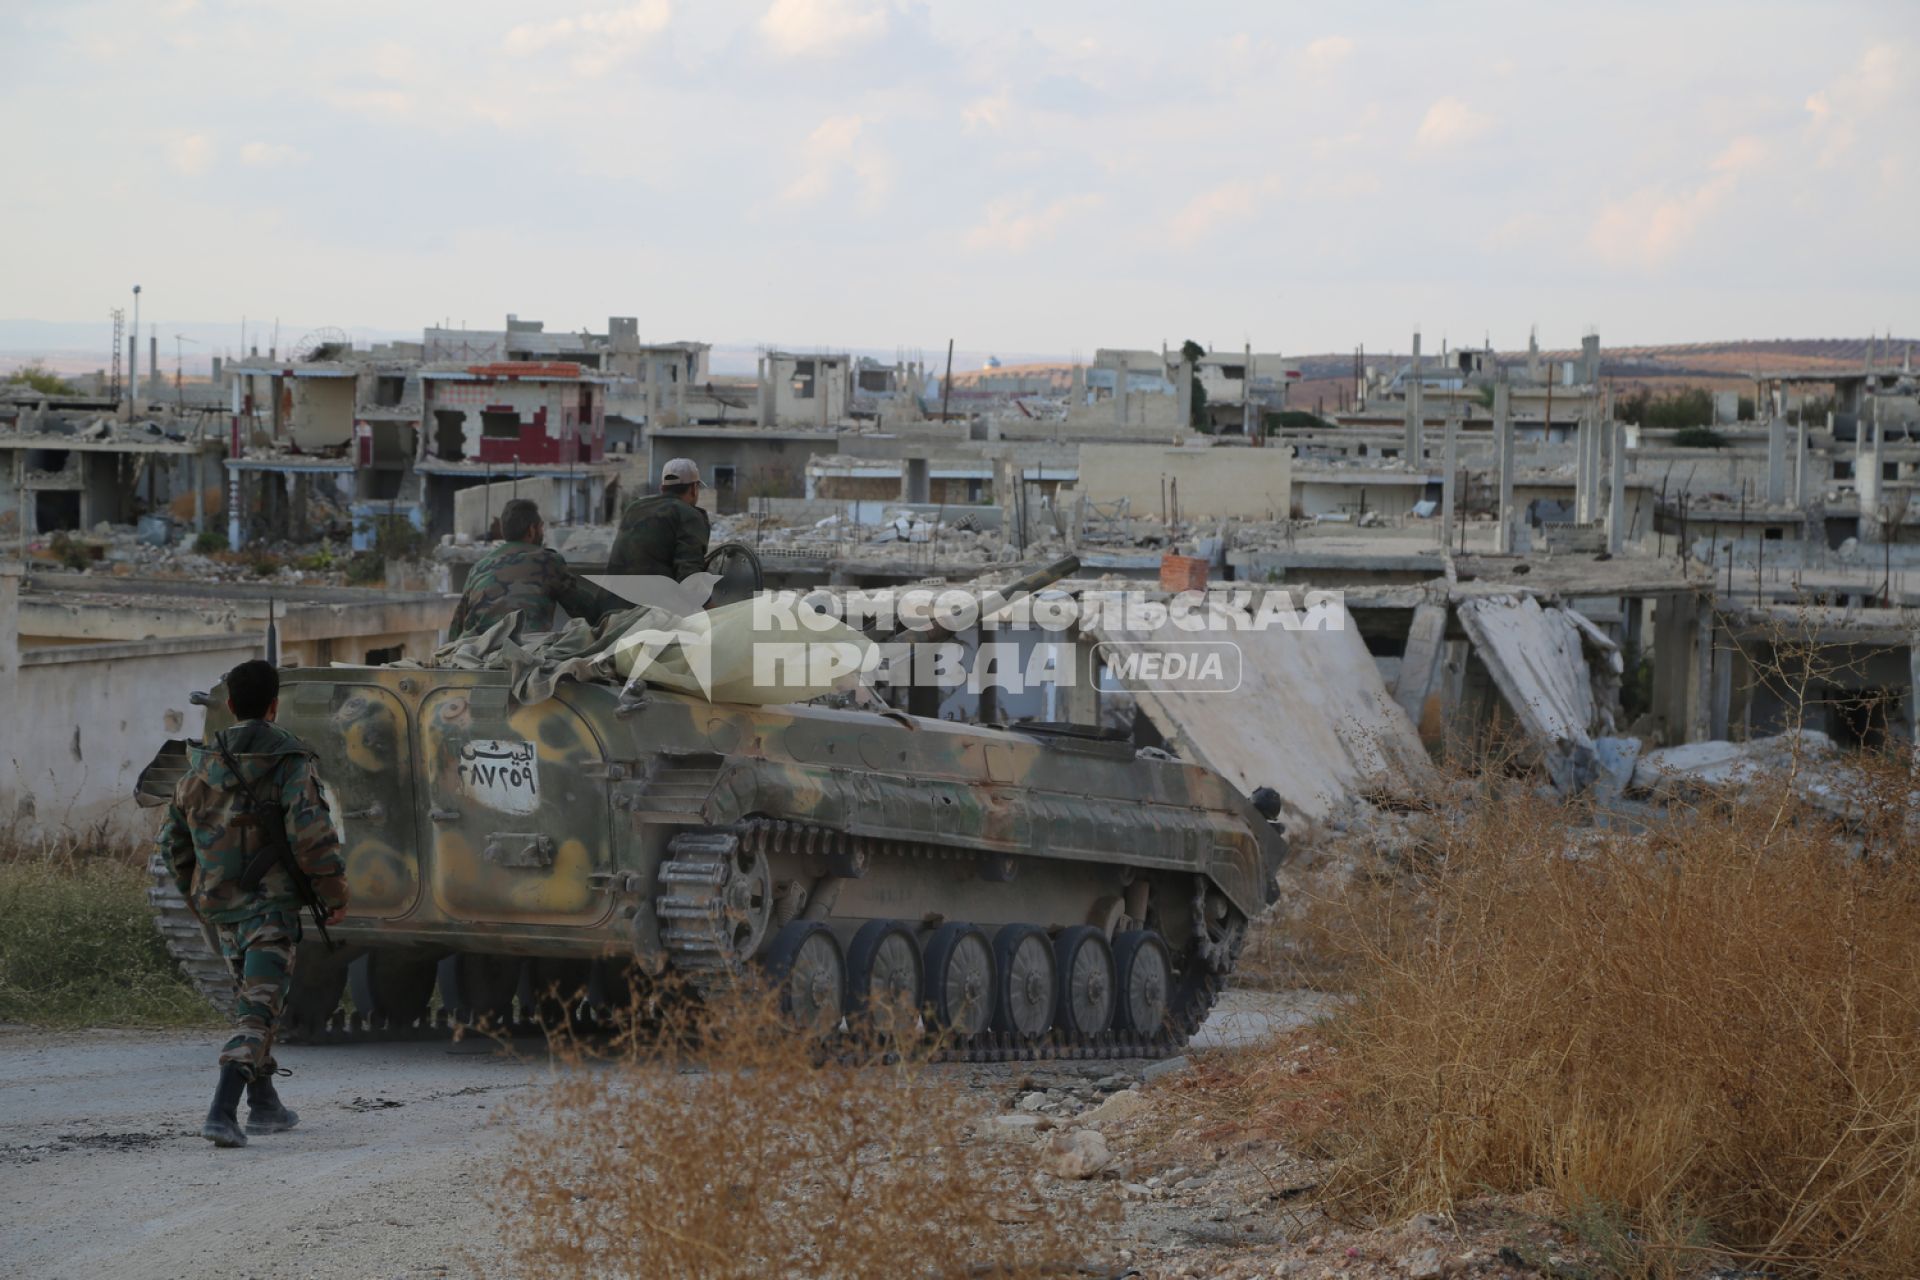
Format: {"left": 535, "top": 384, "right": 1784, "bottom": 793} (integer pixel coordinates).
{"left": 1277, "top": 761, "right": 1920, "bottom": 1277}
{"left": 492, "top": 982, "right": 1115, "bottom": 1279}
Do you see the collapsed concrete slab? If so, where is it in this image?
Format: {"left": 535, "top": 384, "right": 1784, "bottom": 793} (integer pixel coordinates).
{"left": 1456, "top": 593, "right": 1621, "bottom": 793}
{"left": 1089, "top": 593, "right": 1434, "bottom": 825}
{"left": 1629, "top": 729, "right": 1864, "bottom": 818}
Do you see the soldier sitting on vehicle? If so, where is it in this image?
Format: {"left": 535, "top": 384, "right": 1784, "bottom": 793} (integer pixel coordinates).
{"left": 159, "top": 658, "right": 350, "bottom": 1148}
{"left": 606, "top": 457, "right": 712, "bottom": 582}
{"left": 448, "top": 498, "right": 617, "bottom": 640}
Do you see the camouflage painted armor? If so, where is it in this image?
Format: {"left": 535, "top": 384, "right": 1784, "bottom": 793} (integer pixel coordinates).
{"left": 159, "top": 720, "right": 348, "bottom": 1071}
{"left": 448, "top": 539, "right": 614, "bottom": 639}
{"left": 606, "top": 493, "right": 711, "bottom": 581}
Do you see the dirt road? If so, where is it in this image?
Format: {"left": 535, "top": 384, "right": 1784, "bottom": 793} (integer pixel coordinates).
{"left": 0, "top": 990, "right": 1326, "bottom": 1280}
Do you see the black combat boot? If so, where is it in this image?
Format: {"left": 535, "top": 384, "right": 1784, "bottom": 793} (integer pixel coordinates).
{"left": 201, "top": 1062, "right": 250, "bottom": 1148}
{"left": 245, "top": 1064, "right": 299, "bottom": 1135}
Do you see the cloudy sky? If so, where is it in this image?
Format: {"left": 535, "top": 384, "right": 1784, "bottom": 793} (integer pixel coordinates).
{"left": 2, "top": 0, "right": 1914, "bottom": 360}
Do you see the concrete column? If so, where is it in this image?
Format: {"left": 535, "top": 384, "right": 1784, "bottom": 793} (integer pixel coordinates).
{"left": 1766, "top": 413, "right": 1787, "bottom": 505}
{"left": 1113, "top": 363, "right": 1129, "bottom": 427}
{"left": 1861, "top": 414, "right": 1884, "bottom": 542}
{"left": 1794, "top": 416, "right": 1810, "bottom": 506}
{"left": 0, "top": 562, "right": 19, "bottom": 743}
{"left": 1494, "top": 380, "right": 1515, "bottom": 553}
{"left": 1607, "top": 420, "right": 1627, "bottom": 555}
{"left": 1439, "top": 415, "right": 1456, "bottom": 549}
{"left": 818, "top": 364, "right": 830, "bottom": 430}
{"left": 1175, "top": 357, "right": 1194, "bottom": 433}
{"left": 903, "top": 457, "right": 930, "bottom": 504}
{"left": 1395, "top": 601, "right": 1449, "bottom": 731}
{"left": 1062, "top": 636, "right": 1101, "bottom": 726}
{"left": 1573, "top": 408, "right": 1590, "bottom": 524}
{"left": 1241, "top": 342, "right": 1254, "bottom": 435}
{"left": 1910, "top": 642, "right": 1920, "bottom": 746}
{"left": 1405, "top": 332, "right": 1423, "bottom": 461}
{"left": 1710, "top": 623, "right": 1732, "bottom": 741}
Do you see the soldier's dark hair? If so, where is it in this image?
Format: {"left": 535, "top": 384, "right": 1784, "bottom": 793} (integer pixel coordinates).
{"left": 660, "top": 481, "right": 693, "bottom": 496}
{"left": 500, "top": 499, "right": 542, "bottom": 542}
{"left": 226, "top": 659, "right": 280, "bottom": 720}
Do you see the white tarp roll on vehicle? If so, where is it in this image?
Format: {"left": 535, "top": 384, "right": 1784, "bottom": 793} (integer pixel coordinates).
{"left": 613, "top": 597, "right": 875, "bottom": 705}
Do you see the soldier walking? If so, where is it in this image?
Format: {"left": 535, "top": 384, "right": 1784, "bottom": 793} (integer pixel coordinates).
{"left": 607, "top": 457, "right": 712, "bottom": 582}
{"left": 159, "top": 659, "right": 350, "bottom": 1148}
{"left": 448, "top": 498, "right": 617, "bottom": 640}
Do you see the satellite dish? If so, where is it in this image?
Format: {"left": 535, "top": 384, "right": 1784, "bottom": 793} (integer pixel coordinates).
{"left": 290, "top": 326, "right": 353, "bottom": 361}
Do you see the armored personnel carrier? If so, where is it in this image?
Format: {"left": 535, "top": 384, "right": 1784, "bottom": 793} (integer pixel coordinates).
{"left": 139, "top": 594, "right": 1285, "bottom": 1060}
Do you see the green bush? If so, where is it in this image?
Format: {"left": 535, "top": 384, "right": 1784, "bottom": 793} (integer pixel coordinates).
{"left": 1618, "top": 386, "right": 1716, "bottom": 430}
{"left": 4, "top": 362, "right": 76, "bottom": 396}
{"left": 0, "top": 857, "right": 216, "bottom": 1027}
{"left": 192, "top": 528, "right": 229, "bottom": 553}
{"left": 1674, "top": 425, "right": 1730, "bottom": 449}
{"left": 48, "top": 531, "right": 91, "bottom": 571}
{"left": 345, "top": 551, "right": 386, "bottom": 585}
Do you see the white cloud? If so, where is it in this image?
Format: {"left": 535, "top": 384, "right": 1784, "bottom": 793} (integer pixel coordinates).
{"left": 962, "top": 89, "right": 1012, "bottom": 133}
{"left": 367, "top": 41, "right": 414, "bottom": 82}
{"left": 331, "top": 89, "right": 413, "bottom": 121}
{"left": 779, "top": 114, "right": 891, "bottom": 211}
{"left": 504, "top": 1, "right": 671, "bottom": 76}
{"left": 963, "top": 193, "right": 1102, "bottom": 253}
{"left": 239, "top": 141, "right": 298, "bottom": 167}
{"left": 1586, "top": 136, "right": 1765, "bottom": 267}
{"left": 1414, "top": 96, "right": 1491, "bottom": 149}
{"left": 1169, "top": 177, "right": 1280, "bottom": 245}
{"left": 758, "top": 0, "right": 890, "bottom": 59}
{"left": 166, "top": 133, "right": 213, "bottom": 175}
{"left": 1805, "top": 42, "right": 1901, "bottom": 167}
{"left": 1301, "top": 35, "right": 1353, "bottom": 68}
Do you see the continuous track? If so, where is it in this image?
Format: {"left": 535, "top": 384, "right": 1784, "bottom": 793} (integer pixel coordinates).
{"left": 146, "top": 819, "right": 1241, "bottom": 1064}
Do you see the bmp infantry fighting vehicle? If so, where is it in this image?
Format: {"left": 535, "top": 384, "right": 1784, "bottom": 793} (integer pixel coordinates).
{"left": 139, "top": 579, "right": 1286, "bottom": 1060}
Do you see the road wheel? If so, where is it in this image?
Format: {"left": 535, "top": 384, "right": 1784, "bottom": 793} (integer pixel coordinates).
{"left": 992, "top": 924, "right": 1056, "bottom": 1038}
{"left": 1053, "top": 926, "right": 1115, "bottom": 1036}
{"left": 278, "top": 948, "right": 349, "bottom": 1042}
{"left": 350, "top": 952, "right": 438, "bottom": 1029}
{"left": 762, "top": 921, "right": 846, "bottom": 1035}
{"left": 847, "top": 920, "right": 922, "bottom": 1038}
{"left": 1112, "top": 930, "right": 1172, "bottom": 1034}
{"left": 923, "top": 923, "right": 995, "bottom": 1036}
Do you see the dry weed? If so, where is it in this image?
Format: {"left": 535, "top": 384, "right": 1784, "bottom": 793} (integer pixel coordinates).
{"left": 1272, "top": 763, "right": 1920, "bottom": 1277}
{"left": 491, "top": 981, "right": 1117, "bottom": 1279}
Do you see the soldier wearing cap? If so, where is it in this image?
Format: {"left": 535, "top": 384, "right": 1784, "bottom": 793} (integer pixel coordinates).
{"left": 607, "top": 457, "right": 712, "bottom": 583}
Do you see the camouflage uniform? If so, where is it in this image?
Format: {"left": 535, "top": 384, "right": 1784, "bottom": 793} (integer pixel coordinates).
{"left": 606, "top": 493, "right": 711, "bottom": 581}
{"left": 159, "top": 720, "right": 348, "bottom": 1075}
{"left": 448, "top": 539, "right": 615, "bottom": 640}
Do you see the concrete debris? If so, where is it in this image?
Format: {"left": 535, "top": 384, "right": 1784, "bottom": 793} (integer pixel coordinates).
{"left": 1627, "top": 729, "right": 1874, "bottom": 818}
{"left": 1075, "top": 1087, "right": 1151, "bottom": 1129}
{"left": 1039, "top": 1126, "right": 1114, "bottom": 1179}
{"left": 1402, "top": 1246, "right": 1447, "bottom": 1279}
{"left": 1092, "top": 593, "right": 1435, "bottom": 824}
{"left": 1456, "top": 594, "right": 1618, "bottom": 794}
